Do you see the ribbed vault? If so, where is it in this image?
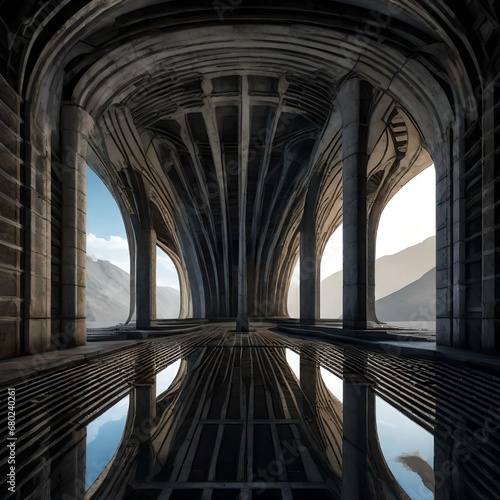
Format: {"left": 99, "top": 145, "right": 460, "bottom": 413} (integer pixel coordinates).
{"left": 3, "top": 0, "right": 492, "bottom": 326}
{"left": 62, "top": 12, "right": 449, "bottom": 319}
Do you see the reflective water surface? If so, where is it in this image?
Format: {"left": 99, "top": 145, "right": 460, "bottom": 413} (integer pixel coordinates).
{"left": 156, "top": 359, "right": 181, "bottom": 397}
{"left": 1, "top": 326, "right": 499, "bottom": 499}
{"left": 285, "top": 348, "right": 300, "bottom": 380}
{"left": 86, "top": 395, "right": 130, "bottom": 490}
{"left": 320, "top": 366, "right": 343, "bottom": 402}
{"left": 375, "top": 396, "right": 434, "bottom": 499}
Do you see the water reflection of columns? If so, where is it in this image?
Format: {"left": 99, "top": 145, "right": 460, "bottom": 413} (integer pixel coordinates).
{"left": 434, "top": 365, "right": 466, "bottom": 500}
{"left": 300, "top": 347, "right": 343, "bottom": 477}
{"left": 341, "top": 374, "right": 372, "bottom": 499}
{"left": 28, "top": 392, "right": 87, "bottom": 498}
{"left": 133, "top": 345, "right": 157, "bottom": 480}
{"left": 300, "top": 348, "right": 319, "bottom": 419}
{"left": 52, "top": 428, "right": 87, "bottom": 498}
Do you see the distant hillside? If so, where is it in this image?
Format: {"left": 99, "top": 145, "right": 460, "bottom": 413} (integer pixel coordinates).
{"left": 86, "top": 257, "right": 180, "bottom": 327}
{"left": 287, "top": 236, "right": 436, "bottom": 319}
{"left": 376, "top": 267, "right": 436, "bottom": 321}
{"left": 156, "top": 286, "right": 181, "bottom": 319}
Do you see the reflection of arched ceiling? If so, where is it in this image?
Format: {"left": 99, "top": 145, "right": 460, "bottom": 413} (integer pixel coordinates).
{"left": 3, "top": 0, "right": 496, "bottom": 317}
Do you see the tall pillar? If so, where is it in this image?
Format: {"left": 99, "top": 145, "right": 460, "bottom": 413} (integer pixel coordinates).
{"left": 366, "top": 216, "right": 378, "bottom": 324}
{"left": 60, "top": 104, "right": 93, "bottom": 346}
{"left": 136, "top": 226, "right": 157, "bottom": 329}
{"left": 22, "top": 118, "right": 52, "bottom": 354}
{"left": 448, "top": 117, "right": 465, "bottom": 348}
{"left": 237, "top": 76, "right": 250, "bottom": 332}
{"left": 338, "top": 79, "right": 372, "bottom": 330}
{"left": 481, "top": 74, "right": 500, "bottom": 354}
{"left": 300, "top": 175, "right": 321, "bottom": 324}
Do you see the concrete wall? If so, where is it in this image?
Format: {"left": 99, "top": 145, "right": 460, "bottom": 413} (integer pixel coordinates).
{"left": 0, "top": 76, "right": 22, "bottom": 358}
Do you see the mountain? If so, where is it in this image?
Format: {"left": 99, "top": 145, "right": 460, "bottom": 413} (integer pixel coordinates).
{"left": 287, "top": 236, "right": 436, "bottom": 319}
{"left": 369, "top": 236, "right": 436, "bottom": 300}
{"left": 86, "top": 257, "right": 130, "bottom": 324}
{"left": 375, "top": 267, "right": 436, "bottom": 322}
{"left": 156, "top": 286, "right": 181, "bottom": 319}
{"left": 86, "top": 256, "right": 180, "bottom": 327}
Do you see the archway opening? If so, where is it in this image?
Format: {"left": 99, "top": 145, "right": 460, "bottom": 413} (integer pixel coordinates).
{"left": 156, "top": 246, "right": 181, "bottom": 319}
{"left": 286, "top": 256, "right": 300, "bottom": 318}
{"left": 86, "top": 166, "right": 131, "bottom": 328}
{"left": 320, "top": 225, "right": 343, "bottom": 319}
{"left": 375, "top": 166, "right": 436, "bottom": 329}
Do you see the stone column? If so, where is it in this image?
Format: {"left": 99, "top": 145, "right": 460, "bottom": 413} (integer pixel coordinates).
{"left": 136, "top": 225, "right": 157, "bottom": 329}
{"left": 300, "top": 175, "right": 321, "bottom": 324}
{"left": 22, "top": 117, "right": 52, "bottom": 354}
{"left": 338, "top": 79, "right": 372, "bottom": 330}
{"left": 237, "top": 76, "right": 250, "bottom": 332}
{"left": 366, "top": 216, "right": 379, "bottom": 324}
{"left": 481, "top": 75, "right": 500, "bottom": 354}
{"left": 449, "top": 117, "right": 466, "bottom": 348}
{"left": 60, "top": 104, "right": 93, "bottom": 347}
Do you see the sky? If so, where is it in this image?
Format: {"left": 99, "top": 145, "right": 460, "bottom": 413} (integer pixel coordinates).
{"left": 293, "top": 166, "right": 436, "bottom": 283}
{"left": 286, "top": 353, "right": 434, "bottom": 498}
{"left": 86, "top": 167, "right": 180, "bottom": 289}
{"left": 87, "top": 165, "right": 436, "bottom": 288}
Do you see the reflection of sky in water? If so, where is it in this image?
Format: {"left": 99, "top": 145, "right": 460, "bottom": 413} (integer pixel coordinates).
{"left": 285, "top": 349, "right": 300, "bottom": 380}
{"left": 320, "top": 366, "right": 343, "bottom": 402}
{"left": 156, "top": 359, "right": 181, "bottom": 397}
{"left": 376, "top": 396, "right": 434, "bottom": 499}
{"left": 86, "top": 395, "right": 129, "bottom": 490}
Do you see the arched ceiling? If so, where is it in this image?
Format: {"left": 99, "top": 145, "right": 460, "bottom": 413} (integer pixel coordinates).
{"left": 3, "top": 0, "right": 495, "bottom": 317}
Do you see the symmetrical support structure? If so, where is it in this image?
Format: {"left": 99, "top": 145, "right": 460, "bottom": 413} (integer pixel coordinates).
{"left": 300, "top": 175, "right": 322, "bottom": 324}
{"left": 60, "top": 104, "right": 93, "bottom": 345}
{"left": 0, "top": 0, "right": 498, "bottom": 356}
{"left": 338, "top": 79, "right": 372, "bottom": 330}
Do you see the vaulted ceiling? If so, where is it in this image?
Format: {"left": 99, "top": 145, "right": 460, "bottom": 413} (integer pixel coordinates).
{"left": 2, "top": 0, "right": 495, "bottom": 317}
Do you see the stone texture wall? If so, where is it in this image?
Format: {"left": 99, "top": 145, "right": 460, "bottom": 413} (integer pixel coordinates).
{"left": 0, "top": 76, "right": 22, "bottom": 359}
{"left": 0, "top": 0, "right": 498, "bottom": 358}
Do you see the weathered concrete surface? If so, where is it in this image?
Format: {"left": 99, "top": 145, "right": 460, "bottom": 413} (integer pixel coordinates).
{"left": 0, "top": 0, "right": 498, "bottom": 357}
{"left": 338, "top": 79, "right": 372, "bottom": 330}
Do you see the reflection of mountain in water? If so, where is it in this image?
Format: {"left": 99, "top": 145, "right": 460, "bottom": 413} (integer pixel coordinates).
{"left": 395, "top": 452, "right": 435, "bottom": 494}
{"left": 86, "top": 257, "right": 180, "bottom": 326}
{"left": 86, "top": 415, "right": 127, "bottom": 489}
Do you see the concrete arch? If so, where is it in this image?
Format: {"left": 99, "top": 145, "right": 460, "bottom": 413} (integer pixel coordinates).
{"left": 0, "top": 0, "right": 497, "bottom": 354}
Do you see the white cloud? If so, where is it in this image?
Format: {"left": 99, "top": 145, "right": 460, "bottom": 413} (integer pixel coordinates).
{"left": 87, "top": 233, "right": 130, "bottom": 273}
